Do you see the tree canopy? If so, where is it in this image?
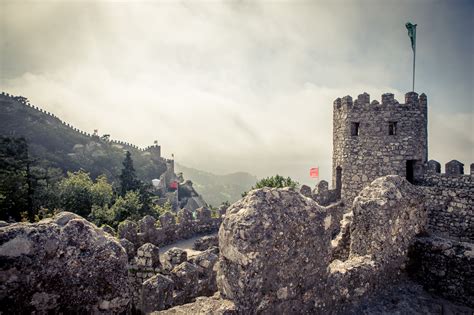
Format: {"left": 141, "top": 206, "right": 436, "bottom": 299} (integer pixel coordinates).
{"left": 242, "top": 175, "right": 299, "bottom": 197}
{"left": 119, "top": 151, "right": 141, "bottom": 196}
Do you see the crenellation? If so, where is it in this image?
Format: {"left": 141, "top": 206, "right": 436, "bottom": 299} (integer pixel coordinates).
{"left": 445, "top": 160, "right": 464, "bottom": 175}
{"left": 332, "top": 91, "right": 428, "bottom": 204}
{"left": 341, "top": 95, "right": 353, "bottom": 107}
{"left": 427, "top": 160, "right": 441, "bottom": 173}
{"left": 357, "top": 92, "right": 370, "bottom": 105}
{"left": 404, "top": 91, "right": 419, "bottom": 104}
{"left": 381, "top": 93, "right": 395, "bottom": 105}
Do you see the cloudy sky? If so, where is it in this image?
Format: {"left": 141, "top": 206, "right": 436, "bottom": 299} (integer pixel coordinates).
{"left": 1, "top": 0, "right": 473, "bottom": 185}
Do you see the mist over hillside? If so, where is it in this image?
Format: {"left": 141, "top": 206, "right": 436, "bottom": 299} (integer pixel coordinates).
{"left": 0, "top": 93, "right": 166, "bottom": 182}
{"left": 175, "top": 163, "right": 257, "bottom": 207}
{"left": 0, "top": 92, "right": 256, "bottom": 206}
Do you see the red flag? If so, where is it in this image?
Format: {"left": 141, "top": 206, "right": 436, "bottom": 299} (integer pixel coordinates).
{"left": 169, "top": 181, "right": 178, "bottom": 190}
{"left": 310, "top": 167, "right": 319, "bottom": 178}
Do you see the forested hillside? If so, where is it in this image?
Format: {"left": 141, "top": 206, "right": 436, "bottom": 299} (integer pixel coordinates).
{"left": 0, "top": 93, "right": 167, "bottom": 183}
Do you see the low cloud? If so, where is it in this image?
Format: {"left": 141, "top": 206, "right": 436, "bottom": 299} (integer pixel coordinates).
{"left": 1, "top": 1, "right": 472, "bottom": 185}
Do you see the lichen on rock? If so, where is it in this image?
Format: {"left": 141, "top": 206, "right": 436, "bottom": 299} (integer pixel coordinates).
{"left": 0, "top": 212, "right": 129, "bottom": 313}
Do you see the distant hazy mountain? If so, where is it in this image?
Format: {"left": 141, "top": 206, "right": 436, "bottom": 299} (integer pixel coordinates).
{"left": 175, "top": 164, "right": 257, "bottom": 207}
{"left": 0, "top": 92, "right": 167, "bottom": 183}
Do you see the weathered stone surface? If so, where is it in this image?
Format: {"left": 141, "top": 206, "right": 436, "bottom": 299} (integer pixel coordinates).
{"left": 162, "top": 247, "right": 188, "bottom": 271}
{"left": 160, "top": 212, "right": 176, "bottom": 229}
{"left": 445, "top": 160, "right": 464, "bottom": 176}
{"left": 120, "top": 237, "right": 136, "bottom": 261}
{"left": 136, "top": 243, "right": 161, "bottom": 269}
{"left": 299, "top": 184, "right": 312, "bottom": 198}
{"left": 101, "top": 224, "right": 115, "bottom": 236}
{"left": 217, "top": 176, "right": 432, "bottom": 313}
{"left": 171, "top": 262, "right": 200, "bottom": 304}
{"left": 154, "top": 292, "right": 236, "bottom": 314}
{"left": 349, "top": 175, "right": 427, "bottom": 267}
{"left": 141, "top": 273, "right": 174, "bottom": 313}
{"left": 138, "top": 215, "right": 158, "bottom": 244}
{"left": 333, "top": 92, "right": 428, "bottom": 204}
{"left": 407, "top": 236, "right": 474, "bottom": 307}
{"left": 118, "top": 219, "right": 138, "bottom": 245}
{"left": 326, "top": 175, "right": 428, "bottom": 312}
{"left": 0, "top": 212, "right": 129, "bottom": 313}
{"left": 177, "top": 208, "right": 193, "bottom": 225}
{"left": 196, "top": 207, "right": 212, "bottom": 222}
{"left": 217, "top": 187, "right": 331, "bottom": 313}
{"left": 189, "top": 249, "right": 219, "bottom": 295}
{"left": 193, "top": 234, "right": 218, "bottom": 251}
{"left": 347, "top": 280, "right": 473, "bottom": 314}
{"left": 419, "top": 171, "right": 473, "bottom": 241}
{"left": 218, "top": 204, "right": 228, "bottom": 217}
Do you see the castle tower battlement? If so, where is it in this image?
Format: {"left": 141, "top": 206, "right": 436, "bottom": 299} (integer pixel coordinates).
{"left": 332, "top": 92, "right": 428, "bottom": 204}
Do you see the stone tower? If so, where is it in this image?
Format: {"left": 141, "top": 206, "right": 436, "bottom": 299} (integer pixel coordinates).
{"left": 147, "top": 143, "right": 161, "bottom": 159}
{"left": 332, "top": 92, "right": 428, "bottom": 204}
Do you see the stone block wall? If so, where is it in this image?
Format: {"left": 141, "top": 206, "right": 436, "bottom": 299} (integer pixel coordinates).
{"left": 311, "top": 180, "right": 339, "bottom": 206}
{"left": 332, "top": 92, "right": 428, "bottom": 205}
{"left": 418, "top": 169, "right": 473, "bottom": 241}
{"left": 118, "top": 209, "right": 222, "bottom": 250}
{"left": 126, "top": 243, "right": 219, "bottom": 313}
{"left": 408, "top": 236, "right": 473, "bottom": 307}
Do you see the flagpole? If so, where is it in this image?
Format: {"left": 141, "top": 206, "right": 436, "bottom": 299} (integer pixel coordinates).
{"left": 412, "top": 29, "right": 416, "bottom": 92}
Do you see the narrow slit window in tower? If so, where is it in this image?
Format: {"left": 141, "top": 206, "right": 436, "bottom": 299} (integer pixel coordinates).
{"left": 389, "top": 121, "right": 397, "bottom": 135}
{"left": 350, "top": 122, "right": 360, "bottom": 136}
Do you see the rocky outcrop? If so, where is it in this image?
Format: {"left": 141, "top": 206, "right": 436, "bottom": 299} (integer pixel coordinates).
{"left": 217, "top": 176, "right": 429, "bottom": 313}
{"left": 154, "top": 293, "right": 236, "bottom": 314}
{"left": 0, "top": 212, "right": 129, "bottom": 313}
{"left": 217, "top": 187, "right": 333, "bottom": 313}
{"left": 327, "top": 175, "right": 428, "bottom": 312}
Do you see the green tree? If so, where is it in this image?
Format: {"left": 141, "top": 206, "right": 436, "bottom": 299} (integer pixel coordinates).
{"left": 153, "top": 200, "right": 172, "bottom": 218}
{"left": 29, "top": 166, "right": 63, "bottom": 216}
{"left": 242, "top": 175, "right": 299, "bottom": 197}
{"left": 91, "top": 174, "right": 113, "bottom": 207}
{"left": 119, "top": 151, "right": 141, "bottom": 196}
{"left": 89, "top": 204, "right": 114, "bottom": 227}
{"left": 111, "top": 190, "right": 143, "bottom": 223}
{"left": 0, "top": 137, "right": 29, "bottom": 221}
{"left": 59, "top": 170, "right": 93, "bottom": 217}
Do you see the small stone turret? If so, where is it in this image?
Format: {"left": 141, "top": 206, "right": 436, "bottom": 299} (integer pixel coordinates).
{"left": 332, "top": 92, "right": 428, "bottom": 204}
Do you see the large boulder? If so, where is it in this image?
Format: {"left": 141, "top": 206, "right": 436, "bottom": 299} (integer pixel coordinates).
{"left": 216, "top": 176, "right": 429, "bottom": 314}
{"left": 0, "top": 212, "right": 129, "bottom": 313}
{"left": 327, "top": 175, "right": 428, "bottom": 312}
{"left": 349, "top": 175, "right": 427, "bottom": 269}
{"left": 217, "top": 187, "right": 332, "bottom": 313}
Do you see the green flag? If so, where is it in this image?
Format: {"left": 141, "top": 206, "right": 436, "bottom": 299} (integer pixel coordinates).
{"left": 405, "top": 22, "right": 417, "bottom": 52}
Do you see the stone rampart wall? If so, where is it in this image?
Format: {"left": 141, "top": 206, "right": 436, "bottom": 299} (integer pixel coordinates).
{"left": 408, "top": 236, "right": 473, "bottom": 307}
{"left": 117, "top": 208, "right": 222, "bottom": 252}
{"left": 418, "top": 171, "right": 473, "bottom": 241}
